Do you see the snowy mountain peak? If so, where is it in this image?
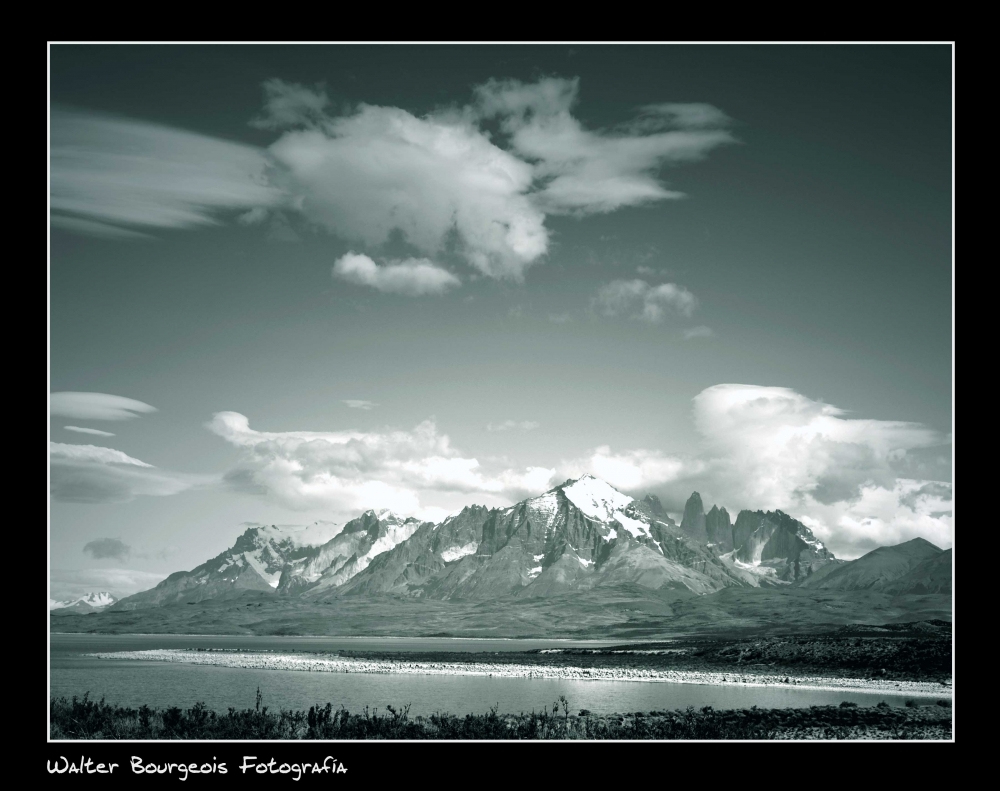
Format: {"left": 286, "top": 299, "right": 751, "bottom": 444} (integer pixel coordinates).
{"left": 553, "top": 475, "right": 652, "bottom": 539}
{"left": 80, "top": 591, "right": 117, "bottom": 607}
{"left": 560, "top": 475, "right": 634, "bottom": 521}
{"left": 243, "top": 521, "right": 342, "bottom": 548}
{"left": 49, "top": 591, "right": 118, "bottom": 611}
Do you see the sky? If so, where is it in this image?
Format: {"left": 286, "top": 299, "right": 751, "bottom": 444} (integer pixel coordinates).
{"left": 48, "top": 44, "right": 953, "bottom": 600}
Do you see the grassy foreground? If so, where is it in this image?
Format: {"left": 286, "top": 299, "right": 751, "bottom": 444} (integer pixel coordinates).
{"left": 51, "top": 692, "right": 952, "bottom": 740}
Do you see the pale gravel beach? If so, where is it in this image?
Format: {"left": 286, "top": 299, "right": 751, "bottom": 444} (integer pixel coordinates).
{"left": 89, "top": 649, "right": 952, "bottom": 698}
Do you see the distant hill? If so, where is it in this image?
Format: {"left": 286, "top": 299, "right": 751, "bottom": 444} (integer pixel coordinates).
{"left": 798, "top": 538, "right": 945, "bottom": 591}
{"left": 881, "top": 548, "right": 952, "bottom": 595}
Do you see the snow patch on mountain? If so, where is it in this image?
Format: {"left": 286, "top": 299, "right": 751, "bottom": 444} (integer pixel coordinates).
{"left": 441, "top": 542, "right": 478, "bottom": 562}
{"left": 615, "top": 512, "right": 651, "bottom": 539}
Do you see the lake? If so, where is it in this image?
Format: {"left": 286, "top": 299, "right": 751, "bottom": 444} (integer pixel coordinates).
{"left": 50, "top": 633, "right": 922, "bottom": 716}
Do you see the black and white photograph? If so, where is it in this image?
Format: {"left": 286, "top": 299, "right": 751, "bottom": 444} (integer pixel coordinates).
{"left": 48, "top": 42, "right": 954, "bottom": 754}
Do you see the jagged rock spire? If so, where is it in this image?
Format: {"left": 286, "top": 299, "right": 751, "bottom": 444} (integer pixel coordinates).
{"left": 680, "top": 492, "right": 706, "bottom": 538}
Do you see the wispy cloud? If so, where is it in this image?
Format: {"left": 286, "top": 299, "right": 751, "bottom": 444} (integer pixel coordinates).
{"left": 50, "top": 108, "right": 283, "bottom": 238}
{"left": 595, "top": 279, "right": 697, "bottom": 322}
{"left": 64, "top": 426, "right": 116, "bottom": 437}
{"left": 332, "top": 252, "right": 460, "bottom": 296}
{"left": 51, "top": 392, "right": 157, "bottom": 421}
{"left": 486, "top": 420, "right": 541, "bottom": 433}
{"left": 475, "top": 78, "right": 734, "bottom": 216}
{"left": 548, "top": 313, "right": 572, "bottom": 324}
{"left": 49, "top": 442, "right": 208, "bottom": 504}
{"left": 683, "top": 325, "right": 714, "bottom": 339}
{"left": 342, "top": 400, "right": 378, "bottom": 410}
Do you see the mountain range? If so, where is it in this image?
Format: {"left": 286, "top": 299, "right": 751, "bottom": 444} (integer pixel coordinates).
{"left": 49, "top": 591, "right": 118, "bottom": 613}
{"left": 96, "top": 476, "right": 948, "bottom": 615}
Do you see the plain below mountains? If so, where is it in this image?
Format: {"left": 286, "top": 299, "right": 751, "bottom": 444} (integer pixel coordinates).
{"left": 52, "top": 476, "right": 952, "bottom": 637}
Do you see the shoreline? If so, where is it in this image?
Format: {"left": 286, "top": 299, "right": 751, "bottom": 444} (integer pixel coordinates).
{"left": 52, "top": 632, "right": 641, "bottom": 643}
{"left": 88, "top": 649, "right": 952, "bottom": 698}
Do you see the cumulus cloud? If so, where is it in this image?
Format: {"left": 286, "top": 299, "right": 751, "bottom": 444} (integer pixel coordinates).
{"left": 267, "top": 96, "right": 545, "bottom": 280}
{"left": 259, "top": 76, "right": 729, "bottom": 278}
{"left": 486, "top": 420, "right": 540, "bottom": 433}
{"left": 595, "top": 279, "right": 697, "bottom": 322}
{"left": 50, "top": 108, "right": 283, "bottom": 238}
{"left": 64, "top": 426, "right": 116, "bottom": 437}
{"left": 49, "top": 442, "right": 207, "bottom": 504}
{"left": 332, "top": 253, "right": 460, "bottom": 295}
{"left": 683, "top": 325, "right": 714, "bottom": 340}
{"left": 342, "top": 400, "right": 378, "bottom": 410}
{"left": 560, "top": 384, "right": 951, "bottom": 558}
{"left": 50, "top": 568, "right": 168, "bottom": 602}
{"left": 51, "top": 392, "right": 157, "bottom": 421}
{"left": 83, "top": 537, "right": 131, "bottom": 560}
{"left": 206, "top": 411, "right": 554, "bottom": 517}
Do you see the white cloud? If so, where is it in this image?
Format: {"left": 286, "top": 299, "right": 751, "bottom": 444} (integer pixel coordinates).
{"left": 51, "top": 392, "right": 157, "bottom": 421}
{"left": 475, "top": 78, "right": 734, "bottom": 215}
{"left": 50, "top": 443, "right": 152, "bottom": 467}
{"left": 50, "top": 108, "right": 283, "bottom": 237}
{"left": 548, "top": 313, "right": 572, "bottom": 324}
{"left": 561, "top": 384, "right": 951, "bottom": 558}
{"left": 486, "top": 420, "right": 540, "bottom": 433}
{"left": 595, "top": 279, "right": 697, "bottom": 322}
{"left": 683, "top": 325, "right": 714, "bottom": 340}
{"left": 49, "top": 442, "right": 206, "bottom": 504}
{"left": 52, "top": 80, "right": 733, "bottom": 283}
{"left": 267, "top": 99, "right": 546, "bottom": 280}
{"left": 342, "top": 400, "right": 378, "bottom": 410}
{"left": 64, "top": 426, "right": 116, "bottom": 437}
{"left": 332, "top": 253, "right": 460, "bottom": 296}
{"left": 206, "top": 411, "right": 553, "bottom": 517}
{"left": 258, "top": 77, "right": 729, "bottom": 279}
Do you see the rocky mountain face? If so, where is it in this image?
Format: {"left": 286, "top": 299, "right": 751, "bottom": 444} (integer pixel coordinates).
{"left": 49, "top": 591, "right": 118, "bottom": 613}
{"left": 799, "top": 537, "right": 945, "bottom": 592}
{"left": 110, "top": 524, "right": 329, "bottom": 610}
{"left": 283, "top": 510, "right": 426, "bottom": 597}
{"left": 106, "top": 475, "right": 950, "bottom": 612}
{"left": 401, "top": 476, "right": 749, "bottom": 599}
{"left": 674, "top": 493, "right": 836, "bottom": 582}
{"left": 705, "top": 506, "right": 733, "bottom": 552}
{"left": 333, "top": 505, "right": 491, "bottom": 597}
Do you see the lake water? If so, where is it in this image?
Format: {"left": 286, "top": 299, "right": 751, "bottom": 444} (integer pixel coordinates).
{"left": 50, "top": 634, "right": 923, "bottom": 716}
